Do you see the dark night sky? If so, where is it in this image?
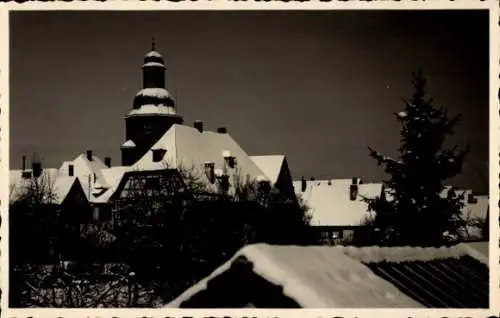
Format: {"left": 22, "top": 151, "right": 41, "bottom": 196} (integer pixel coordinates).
{"left": 9, "top": 10, "right": 490, "bottom": 193}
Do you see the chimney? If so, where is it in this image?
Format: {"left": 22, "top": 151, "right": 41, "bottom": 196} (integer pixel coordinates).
{"left": 219, "top": 174, "right": 230, "bottom": 193}
{"left": 301, "top": 176, "right": 307, "bottom": 192}
{"left": 222, "top": 150, "right": 236, "bottom": 168}
{"left": 68, "top": 164, "right": 74, "bottom": 177}
{"left": 217, "top": 127, "right": 227, "bottom": 134}
{"left": 32, "top": 161, "right": 42, "bottom": 178}
{"left": 349, "top": 184, "right": 358, "bottom": 201}
{"left": 86, "top": 150, "right": 93, "bottom": 161}
{"left": 22, "top": 155, "right": 26, "bottom": 171}
{"left": 204, "top": 161, "right": 215, "bottom": 183}
{"left": 105, "top": 157, "right": 111, "bottom": 168}
{"left": 194, "top": 120, "right": 203, "bottom": 133}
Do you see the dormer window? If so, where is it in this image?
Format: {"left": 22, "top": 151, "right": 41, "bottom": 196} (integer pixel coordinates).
{"left": 467, "top": 192, "right": 478, "bottom": 204}
{"left": 152, "top": 148, "right": 167, "bottom": 162}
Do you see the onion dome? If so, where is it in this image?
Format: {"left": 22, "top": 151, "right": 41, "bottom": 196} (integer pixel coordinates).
{"left": 143, "top": 38, "right": 165, "bottom": 68}
{"left": 143, "top": 51, "right": 165, "bottom": 67}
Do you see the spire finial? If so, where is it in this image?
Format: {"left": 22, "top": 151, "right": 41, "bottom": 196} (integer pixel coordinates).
{"left": 151, "top": 37, "right": 156, "bottom": 51}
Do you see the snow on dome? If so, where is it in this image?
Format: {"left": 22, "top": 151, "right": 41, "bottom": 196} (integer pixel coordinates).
{"left": 145, "top": 50, "right": 162, "bottom": 58}
{"left": 142, "top": 62, "right": 165, "bottom": 68}
{"left": 128, "top": 105, "right": 178, "bottom": 117}
{"left": 136, "top": 88, "right": 171, "bottom": 99}
{"left": 397, "top": 111, "right": 407, "bottom": 118}
{"left": 121, "top": 140, "right": 136, "bottom": 148}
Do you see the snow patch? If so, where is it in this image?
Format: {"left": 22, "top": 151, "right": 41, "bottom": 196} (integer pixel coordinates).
{"left": 121, "top": 140, "right": 136, "bottom": 148}
{"left": 142, "top": 62, "right": 165, "bottom": 68}
{"left": 128, "top": 105, "right": 178, "bottom": 117}
{"left": 145, "top": 51, "right": 162, "bottom": 58}
{"left": 136, "top": 88, "right": 171, "bottom": 99}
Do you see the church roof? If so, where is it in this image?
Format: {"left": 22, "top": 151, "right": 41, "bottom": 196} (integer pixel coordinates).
{"left": 132, "top": 124, "right": 270, "bottom": 194}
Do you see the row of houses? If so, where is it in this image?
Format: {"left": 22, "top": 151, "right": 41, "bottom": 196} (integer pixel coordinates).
{"left": 10, "top": 42, "right": 489, "bottom": 241}
{"left": 9, "top": 41, "right": 491, "bottom": 308}
{"left": 293, "top": 178, "right": 489, "bottom": 243}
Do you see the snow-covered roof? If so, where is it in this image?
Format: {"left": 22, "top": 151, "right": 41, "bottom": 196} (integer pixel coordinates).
{"left": 121, "top": 140, "right": 136, "bottom": 148}
{"left": 145, "top": 50, "right": 162, "bottom": 58}
{"left": 294, "top": 179, "right": 489, "bottom": 228}
{"left": 166, "top": 243, "right": 487, "bottom": 308}
{"left": 135, "top": 88, "right": 171, "bottom": 99}
{"left": 58, "top": 154, "right": 110, "bottom": 200}
{"left": 132, "top": 124, "right": 269, "bottom": 194}
{"left": 293, "top": 179, "right": 381, "bottom": 226}
{"left": 91, "top": 166, "right": 130, "bottom": 203}
{"left": 127, "top": 105, "right": 178, "bottom": 117}
{"left": 9, "top": 168, "right": 81, "bottom": 205}
{"left": 142, "top": 62, "right": 165, "bottom": 68}
{"left": 250, "top": 155, "right": 285, "bottom": 184}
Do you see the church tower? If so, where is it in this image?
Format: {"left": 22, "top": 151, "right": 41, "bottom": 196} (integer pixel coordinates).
{"left": 121, "top": 39, "right": 184, "bottom": 166}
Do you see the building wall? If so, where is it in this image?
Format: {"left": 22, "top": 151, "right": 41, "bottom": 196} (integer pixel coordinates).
{"left": 122, "top": 115, "right": 183, "bottom": 165}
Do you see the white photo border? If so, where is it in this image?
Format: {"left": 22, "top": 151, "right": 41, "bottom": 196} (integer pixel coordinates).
{"left": 0, "top": 1, "right": 498, "bottom": 317}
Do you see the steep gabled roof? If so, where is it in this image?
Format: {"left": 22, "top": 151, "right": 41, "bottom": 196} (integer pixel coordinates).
{"left": 9, "top": 168, "right": 83, "bottom": 205}
{"left": 166, "top": 243, "right": 488, "bottom": 308}
{"left": 250, "top": 155, "right": 285, "bottom": 184}
{"left": 59, "top": 154, "right": 109, "bottom": 200}
{"left": 132, "top": 124, "right": 268, "bottom": 194}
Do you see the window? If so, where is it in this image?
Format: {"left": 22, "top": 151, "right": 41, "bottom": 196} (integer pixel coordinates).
{"left": 152, "top": 149, "right": 166, "bottom": 162}
{"left": 92, "top": 206, "right": 99, "bottom": 222}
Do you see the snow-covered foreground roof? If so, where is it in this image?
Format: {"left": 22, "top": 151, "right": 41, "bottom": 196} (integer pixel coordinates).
{"left": 166, "top": 242, "right": 488, "bottom": 308}
{"left": 132, "top": 124, "right": 270, "bottom": 194}
{"left": 9, "top": 168, "right": 81, "bottom": 205}
{"left": 294, "top": 179, "right": 489, "bottom": 227}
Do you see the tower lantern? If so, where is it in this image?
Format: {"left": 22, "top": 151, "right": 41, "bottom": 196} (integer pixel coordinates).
{"left": 121, "top": 40, "right": 184, "bottom": 166}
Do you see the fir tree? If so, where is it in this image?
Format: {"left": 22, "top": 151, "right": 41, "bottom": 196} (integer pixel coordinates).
{"left": 365, "top": 70, "right": 470, "bottom": 246}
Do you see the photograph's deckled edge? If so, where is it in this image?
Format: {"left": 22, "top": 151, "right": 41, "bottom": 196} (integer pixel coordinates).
{"left": 0, "top": 1, "right": 499, "bottom": 317}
